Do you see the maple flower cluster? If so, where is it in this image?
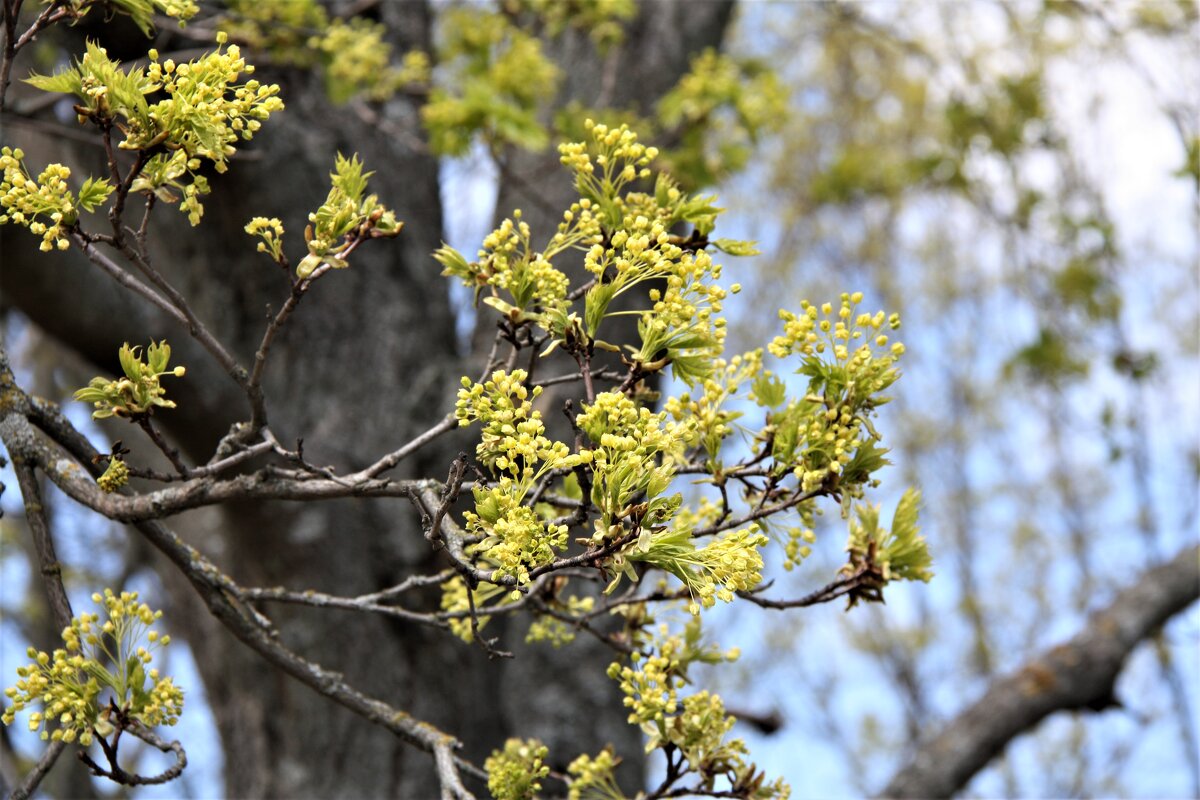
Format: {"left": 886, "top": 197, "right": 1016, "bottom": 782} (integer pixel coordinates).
{"left": 73, "top": 341, "right": 185, "bottom": 420}
{"left": 437, "top": 211, "right": 572, "bottom": 318}
{"left": 22, "top": 36, "right": 283, "bottom": 224}
{"left": 485, "top": 737, "right": 551, "bottom": 800}
{"left": 0, "top": 148, "right": 112, "bottom": 250}
{"left": 664, "top": 349, "right": 764, "bottom": 465}
{"left": 456, "top": 370, "right": 574, "bottom": 478}
{"left": 767, "top": 293, "right": 905, "bottom": 493}
{"left": 2, "top": 591, "right": 182, "bottom": 746}
{"left": 630, "top": 526, "right": 769, "bottom": 614}
{"left": 603, "top": 629, "right": 789, "bottom": 799}
{"left": 465, "top": 480, "right": 569, "bottom": 593}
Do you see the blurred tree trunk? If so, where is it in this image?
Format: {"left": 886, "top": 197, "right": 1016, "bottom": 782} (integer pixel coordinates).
{"left": 0, "top": 2, "right": 733, "bottom": 795}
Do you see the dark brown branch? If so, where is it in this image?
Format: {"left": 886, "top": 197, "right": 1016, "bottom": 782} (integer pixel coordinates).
{"left": 77, "top": 715, "right": 187, "bottom": 787}
{"left": 6, "top": 740, "right": 67, "bottom": 800}
{"left": 879, "top": 543, "right": 1200, "bottom": 799}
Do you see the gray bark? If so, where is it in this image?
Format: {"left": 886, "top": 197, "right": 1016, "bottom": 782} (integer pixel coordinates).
{"left": 879, "top": 543, "right": 1200, "bottom": 799}
{"left": 0, "top": 2, "right": 735, "bottom": 796}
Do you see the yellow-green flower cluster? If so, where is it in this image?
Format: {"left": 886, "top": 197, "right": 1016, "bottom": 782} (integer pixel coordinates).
{"left": 607, "top": 642, "right": 684, "bottom": 736}
{"left": 576, "top": 391, "right": 693, "bottom": 541}
{"left": 768, "top": 293, "right": 905, "bottom": 492}
{"left": 436, "top": 210, "right": 571, "bottom": 318}
{"left": 485, "top": 738, "right": 551, "bottom": 800}
{"left": 219, "top": 0, "right": 327, "bottom": 61}
{"left": 577, "top": 391, "right": 687, "bottom": 461}
{"left": 439, "top": 576, "right": 500, "bottom": 643}
{"left": 311, "top": 17, "right": 397, "bottom": 104}
{"left": 664, "top": 349, "right": 762, "bottom": 464}
{"left": 73, "top": 341, "right": 185, "bottom": 420}
{"left": 782, "top": 515, "right": 817, "bottom": 572}
{"left": 526, "top": 594, "right": 595, "bottom": 646}
{"left": 559, "top": 120, "right": 657, "bottom": 224}
{"left": 2, "top": 590, "right": 182, "bottom": 746}
{"left": 245, "top": 216, "right": 285, "bottom": 262}
{"left": 466, "top": 480, "right": 568, "bottom": 593}
{"left": 97, "top": 456, "right": 130, "bottom": 493}
{"left": 667, "top": 693, "right": 790, "bottom": 799}
{"left": 53, "top": 0, "right": 198, "bottom": 36}
{"left": 567, "top": 747, "right": 624, "bottom": 800}
{"left": 27, "top": 37, "right": 283, "bottom": 225}
{"left": 456, "top": 369, "right": 575, "bottom": 478}
{"left": 770, "top": 293, "right": 904, "bottom": 366}
{"left": 632, "top": 527, "right": 767, "bottom": 614}
{"left": 297, "top": 153, "right": 403, "bottom": 278}
{"left": 0, "top": 148, "right": 112, "bottom": 251}
{"left": 605, "top": 625, "right": 788, "bottom": 799}
{"left": 557, "top": 122, "right": 743, "bottom": 382}
{"left": 141, "top": 35, "right": 282, "bottom": 169}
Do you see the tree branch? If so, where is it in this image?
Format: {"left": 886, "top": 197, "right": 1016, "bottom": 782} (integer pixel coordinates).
{"left": 879, "top": 543, "right": 1200, "bottom": 799}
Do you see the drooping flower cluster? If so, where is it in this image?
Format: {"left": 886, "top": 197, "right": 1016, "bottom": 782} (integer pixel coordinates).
{"left": 465, "top": 480, "right": 569, "bottom": 593}
{"left": 664, "top": 349, "right": 763, "bottom": 465}
{"left": 2, "top": 590, "right": 182, "bottom": 746}
{"left": 629, "top": 526, "right": 768, "bottom": 614}
{"left": 456, "top": 370, "right": 575, "bottom": 478}
{"left": 0, "top": 148, "right": 112, "bottom": 250}
{"left": 73, "top": 340, "right": 185, "bottom": 420}
{"left": 485, "top": 738, "right": 551, "bottom": 800}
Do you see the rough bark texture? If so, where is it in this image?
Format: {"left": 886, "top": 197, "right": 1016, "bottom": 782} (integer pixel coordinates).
{"left": 879, "top": 543, "right": 1200, "bottom": 799}
{"left": 0, "top": 2, "right": 734, "bottom": 796}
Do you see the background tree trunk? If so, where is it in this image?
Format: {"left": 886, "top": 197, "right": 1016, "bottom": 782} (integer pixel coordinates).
{"left": 0, "top": 2, "right": 734, "bottom": 795}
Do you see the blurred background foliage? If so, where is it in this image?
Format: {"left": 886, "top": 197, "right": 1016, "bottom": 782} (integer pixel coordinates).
{"left": 706, "top": 2, "right": 1198, "bottom": 797}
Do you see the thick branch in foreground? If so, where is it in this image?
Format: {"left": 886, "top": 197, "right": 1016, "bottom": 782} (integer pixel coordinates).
{"left": 880, "top": 544, "right": 1200, "bottom": 799}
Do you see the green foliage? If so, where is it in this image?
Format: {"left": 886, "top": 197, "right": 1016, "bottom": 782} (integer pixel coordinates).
{"left": 657, "top": 49, "right": 790, "bottom": 188}
{"left": 423, "top": 10, "right": 559, "bottom": 155}
{"left": 73, "top": 341, "right": 186, "bottom": 420}
{"left": 2, "top": 590, "right": 182, "bottom": 746}
{"left": 485, "top": 738, "right": 551, "bottom": 800}
{"left": 26, "top": 36, "right": 283, "bottom": 224}
{"left": 844, "top": 488, "right": 934, "bottom": 591}
{"left": 296, "top": 154, "right": 403, "bottom": 278}
{"left": 45, "top": 0, "right": 198, "bottom": 36}
{"left": 503, "top": 0, "right": 637, "bottom": 49}
{"left": 0, "top": 147, "right": 112, "bottom": 250}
